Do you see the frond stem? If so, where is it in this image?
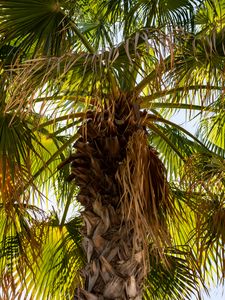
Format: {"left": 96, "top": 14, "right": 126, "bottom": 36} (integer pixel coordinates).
{"left": 148, "top": 115, "right": 207, "bottom": 149}
{"left": 68, "top": 20, "right": 95, "bottom": 54}
{"left": 147, "top": 122, "right": 185, "bottom": 160}
{"left": 60, "top": 183, "right": 76, "bottom": 226}
{"left": 139, "top": 85, "right": 222, "bottom": 107}
{"left": 36, "top": 113, "right": 85, "bottom": 129}
{"left": 141, "top": 102, "right": 223, "bottom": 112}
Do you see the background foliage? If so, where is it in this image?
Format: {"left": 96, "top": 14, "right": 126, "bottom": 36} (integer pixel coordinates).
{"left": 0, "top": 0, "right": 225, "bottom": 299}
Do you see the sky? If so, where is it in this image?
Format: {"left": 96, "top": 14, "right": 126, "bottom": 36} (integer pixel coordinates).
{"left": 204, "top": 286, "right": 224, "bottom": 300}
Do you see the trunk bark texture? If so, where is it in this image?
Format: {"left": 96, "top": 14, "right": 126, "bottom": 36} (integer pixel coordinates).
{"left": 66, "top": 98, "right": 169, "bottom": 299}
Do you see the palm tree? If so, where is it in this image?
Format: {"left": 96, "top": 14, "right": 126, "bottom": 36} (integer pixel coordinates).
{"left": 0, "top": 0, "right": 225, "bottom": 299}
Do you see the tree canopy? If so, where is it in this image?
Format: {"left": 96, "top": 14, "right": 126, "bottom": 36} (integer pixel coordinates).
{"left": 0, "top": 0, "right": 225, "bottom": 299}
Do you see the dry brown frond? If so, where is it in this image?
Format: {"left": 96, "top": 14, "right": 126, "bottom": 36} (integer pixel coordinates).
{"left": 116, "top": 130, "right": 173, "bottom": 267}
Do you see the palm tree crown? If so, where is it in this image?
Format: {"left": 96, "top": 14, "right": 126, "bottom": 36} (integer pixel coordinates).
{"left": 0, "top": 0, "right": 225, "bottom": 299}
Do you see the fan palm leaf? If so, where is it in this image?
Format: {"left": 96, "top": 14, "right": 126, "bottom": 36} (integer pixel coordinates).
{"left": 0, "top": 0, "right": 225, "bottom": 299}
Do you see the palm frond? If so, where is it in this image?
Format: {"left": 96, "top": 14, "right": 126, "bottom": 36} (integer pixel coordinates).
{"left": 198, "top": 113, "right": 225, "bottom": 152}
{"left": 32, "top": 218, "right": 83, "bottom": 300}
{"left": 178, "top": 152, "right": 225, "bottom": 283}
{"left": 144, "top": 247, "right": 204, "bottom": 300}
{"left": 0, "top": 0, "right": 79, "bottom": 57}
{"left": 0, "top": 0, "right": 225, "bottom": 299}
{"left": 149, "top": 124, "right": 200, "bottom": 179}
{"left": 0, "top": 202, "right": 46, "bottom": 299}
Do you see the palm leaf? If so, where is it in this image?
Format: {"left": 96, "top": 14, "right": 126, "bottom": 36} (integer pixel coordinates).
{"left": 149, "top": 124, "right": 199, "bottom": 179}
{"left": 0, "top": 0, "right": 75, "bottom": 57}
{"left": 144, "top": 247, "right": 205, "bottom": 300}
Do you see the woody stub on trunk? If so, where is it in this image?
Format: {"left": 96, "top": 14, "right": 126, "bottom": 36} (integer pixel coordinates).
{"left": 62, "top": 95, "right": 172, "bottom": 299}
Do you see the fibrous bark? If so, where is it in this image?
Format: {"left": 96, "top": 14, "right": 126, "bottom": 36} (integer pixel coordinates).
{"left": 64, "top": 97, "right": 171, "bottom": 299}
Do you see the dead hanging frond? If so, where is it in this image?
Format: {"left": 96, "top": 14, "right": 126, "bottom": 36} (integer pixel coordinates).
{"left": 116, "top": 130, "right": 173, "bottom": 264}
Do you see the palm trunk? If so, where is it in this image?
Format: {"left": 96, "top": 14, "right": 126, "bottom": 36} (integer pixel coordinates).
{"left": 66, "top": 98, "right": 171, "bottom": 299}
{"left": 78, "top": 199, "right": 145, "bottom": 299}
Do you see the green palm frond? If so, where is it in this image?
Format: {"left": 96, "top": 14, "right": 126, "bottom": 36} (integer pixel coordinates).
{"left": 0, "top": 113, "right": 42, "bottom": 196}
{"left": 101, "top": 0, "right": 198, "bottom": 37}
{"left": 0, "top": 0, "right": 225, "bottom": 299}
{"left": 0, "top": 203, "right": 46, "bottom": 297}
{"left": 168, "top": 187, "right": 225, "bottom": 287}
{"left": 169, "top": 27, "right": 225, "bottom": 91}
{"left": 0, "top": 206, "right": 83, "bottom": 300}
{"left": 144, "top": 247, "right": 204, "bottom": 300}
{"left": 183, "top": 152, "right": 225, "bottom": 187}
{"left": 195, "top": 0, "right": 225, "bottom": 30}
{"left": 130, "top": 0, "right": 197, "bottom": 30}
{"left": 0, "top": 111, "right": 72, "bottom": 208}
{"left": 0, "top": 45, "right": 21, "bottom": 66}
{"left": 198, "top": 112, "right": 225, "bottom": 152}
{"left": 149, "top": 124, "right": 199, "bottom": 179}
{"left": 0, "top": 0, "right": 77, "bottom": 57}
{"left": 194, "top": 193, "right": 225, "bottom": 280}
{"left": 32, "top": 218, "right": 83, "bottom": 300}
{"left": 176, "top": 152, "right": 225, "bottom": 282}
